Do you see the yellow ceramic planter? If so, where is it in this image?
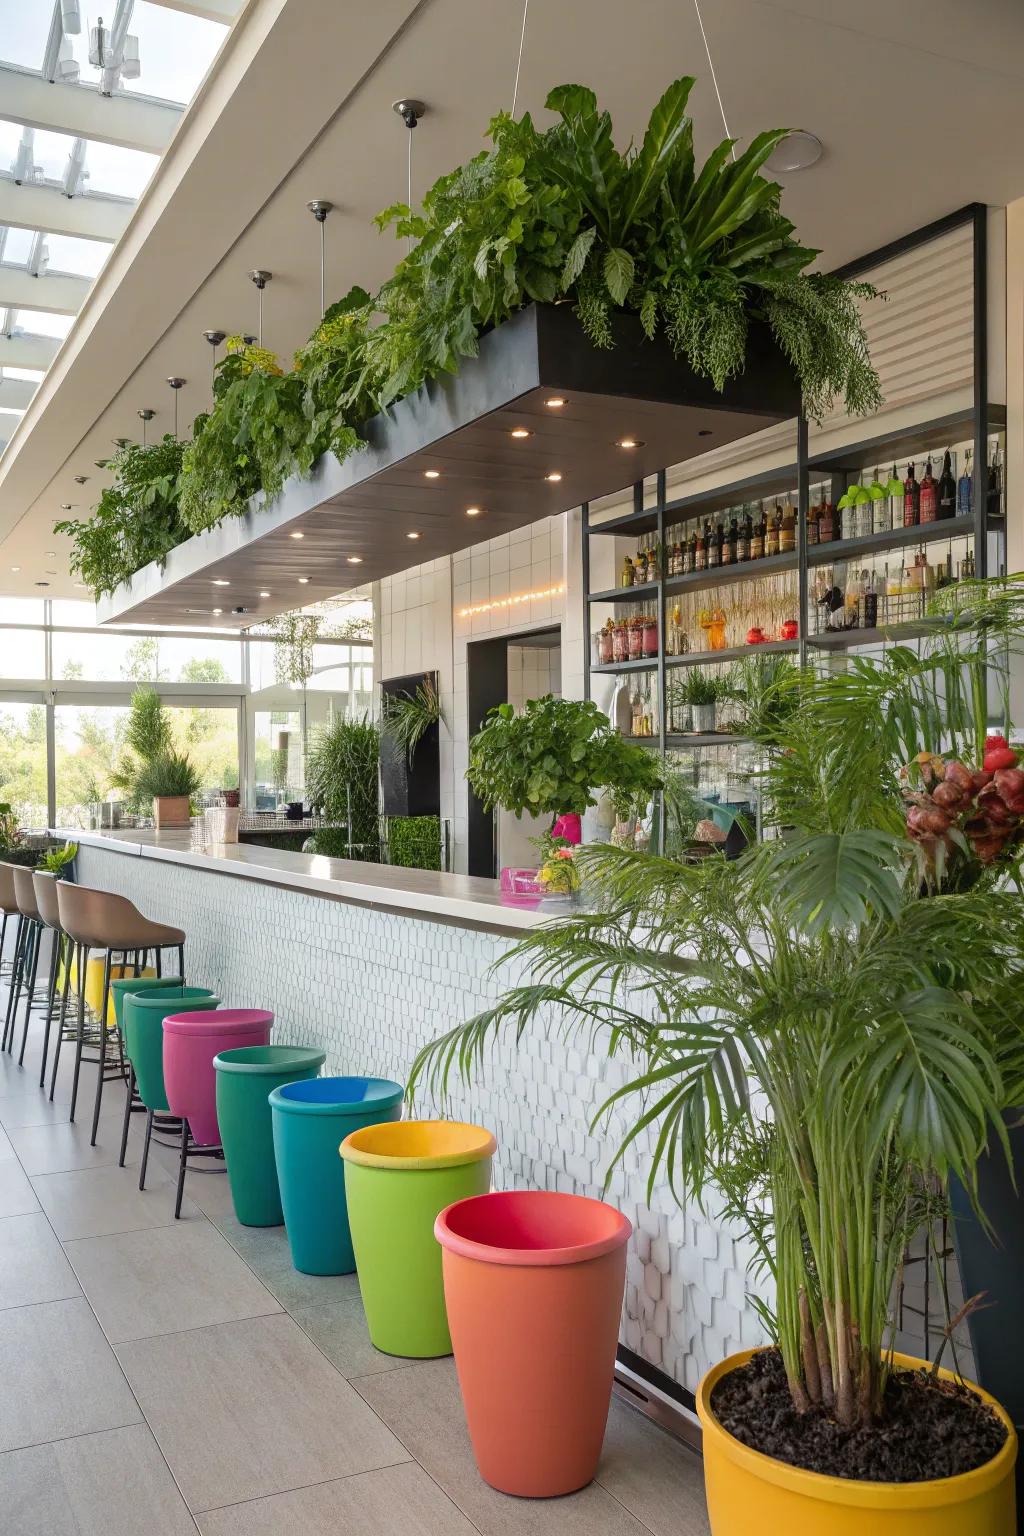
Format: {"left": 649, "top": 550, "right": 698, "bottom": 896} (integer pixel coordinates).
{"left": 58, "top": 954, "right": 154, "bottom": 1027}
{"left": 697, "top": 1349, "right": 1017, "bottom": 1536}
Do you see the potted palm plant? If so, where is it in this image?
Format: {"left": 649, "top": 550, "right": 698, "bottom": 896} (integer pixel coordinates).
{"left": 412, "top": 590, "right": 1024, "bottom": 1531}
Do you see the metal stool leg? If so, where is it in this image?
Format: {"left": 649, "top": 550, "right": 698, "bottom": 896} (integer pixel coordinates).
{"left": 38, "top": 930, "right": 61, "bottom": 1089}
{"left": 69, "top": 942, "right": 87, "bottom": 1123}
{"left": 3, "top": 914, "right": 25, "bottom": 1053}
{"left": 18, "top": 920, "right": 41, "bottom": 1067}
{"left": 139, "top": 1108, "right": 155, "bottom": 1191}
{"left": 119, "top": 1062, "right": 136, "bottom": 1168}
{"left": 174, "top": 1119, "right": 188, "bottom": 1219}
{"left": 177, "top": 942, "right": 185, "bottom": 983}
{"left": 49, "top": 937, "right": 71, "bottom": 1101}
{"left": 90, "top": 949, "right": 113, "bottom": 1146}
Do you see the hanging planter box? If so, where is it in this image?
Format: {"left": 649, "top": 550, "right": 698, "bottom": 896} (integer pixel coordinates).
{"left": 97, "top": 303, "right": 801, "bottom": 630}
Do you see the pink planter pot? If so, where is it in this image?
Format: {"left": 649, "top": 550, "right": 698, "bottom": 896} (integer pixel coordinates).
{"left": 163, "top": 1009, "right": 273, "bottom": 1145}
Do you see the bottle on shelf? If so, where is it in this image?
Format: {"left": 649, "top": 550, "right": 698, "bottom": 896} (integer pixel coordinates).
{"left": 886, "top": 464, "right": 904, "bottom": 531}
{"left": 919, "top": 456, "right": 938, "bottom": 524}
{"left": 806, "top": 494, "right": 820, "bottom": 546}
{"left": 779, "top": 500, "right": 796, "bottom": 554}
{"left": 852, "top": 484, "right": 873, "bottom": 539}
{"left": 819, "top": 498, "right": 834, "bottom": 543}
{"left": 903, "top": 462, "right": 920, "bottom": 527}
{"left": 868, "top": 469, "right": 888, "bottom": 534}
{"left": 845, "top": 568, "right": 862, "bottom": 629}
{"left": 987, "top": 441, "right": 1003, "bottom": 518}
{"left": 621, "top": 553, "right": 635, "bottom": 588}
{"left": 752, "top": 503, "right": 766, "bottom": 560}
{"left": 957, "top": 449, "right": 973, "bottom": 517}
{"left": 707, "top": 519, "right": 721, "bottom": 568}
{"left": 863, "top": 570, "right": 878, "bottom": 629}
{"left": 724, "top": 516, "right": 737, "bottom": 566}
{"left": 765, "top": 504, "right": 780, "bottom": 557}
{"left": 686, "top": 527, "right": 697, "bottom": 573}
{"left": 695, "top": 522, "right": 706, "bottom": 571}
{"left": 738, "top": 505, "right": 751, "bottom": 562}
{"left": 937, "top": 449, "right": 956, "bottom": 520}
{"left": 837, "top": 487, "right": 853, "bottom": 540}
{"left": 673, "top": 532, "right": 685, "bottom": 575}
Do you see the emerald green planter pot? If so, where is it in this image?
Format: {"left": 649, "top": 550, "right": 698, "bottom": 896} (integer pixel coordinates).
{"left": 269, "top": 1076, "right": 404, "bottom": 1275}
{"left": 109, "top": 973, "right": 183, "bottom": 1034}
{"left": 339, "top": 1120, "right": 496, "bottom": 1357}
{"left": 123, "top": 987, "right": 220, "bottom": 1112}
{"left": 214, "top": 1044, "right": 326, "bottom": 1226}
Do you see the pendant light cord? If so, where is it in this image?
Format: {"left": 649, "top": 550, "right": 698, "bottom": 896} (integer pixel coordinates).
{"left": 320, "top": 219, "right": 326, "bottom": 318}
{"left": 511, "top": 0, "right": 530, "bottom": 117}
{"left": 692, "top": 0, "right": 736, "bottom": 161}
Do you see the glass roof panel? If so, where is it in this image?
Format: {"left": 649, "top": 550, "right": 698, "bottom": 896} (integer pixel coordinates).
{"left": 120, "top": 3, "right": 227, "bottom": 103}
{"left": 0, "top": 228, "right": 35, "bottom": 264}
{"left": 0, "top": 119, "right": 23, "bottom": 167}
{"left": 44, "top": 232, "right": 112, "bottom": 278}
{"left": 0, "top": 1, "right": 52, "bottom": 68}
{"left": 14, "top": 308, "right": 73, "bottom": 340}
{"left": 85, "top": 142, "right": 159, "bottom": 199}
{"left": 31, "top": 126, "right": 78, "bottom": 183}
{"left": 4, "top": 366, "right": 46, "bottom": 382}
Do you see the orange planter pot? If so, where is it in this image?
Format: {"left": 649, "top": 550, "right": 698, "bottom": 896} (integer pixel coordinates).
{"left": 435, "top": 1190, "right": 631, "bottom": 1498}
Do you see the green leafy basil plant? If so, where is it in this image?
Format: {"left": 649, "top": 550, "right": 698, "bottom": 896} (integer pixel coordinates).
{"left": 62, "top": 76, "right": 881, "bottom": 595}
{"left": 412, "top": 579, "right": 1024, "bottom": 1432}
{"left": 467, "top": 695, "right": 662, "bottom": 823}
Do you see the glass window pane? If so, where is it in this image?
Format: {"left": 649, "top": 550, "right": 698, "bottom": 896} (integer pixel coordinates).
{"left": 165, "top": 704, "right": 238, "bottom": 797}
{"left": 62, "top": 2, "right": 227, "bottom": 103}
{"left": 254, "top": 709, "right": 302, "bottom": 808}
{"left": 4, "top": 365, "right": 45, "bottom": 383}
{"left": 0, "top": 700, "right": 49, "bottom": 828}
{"left": 0, "top": 597, "right": 44, "bottom": 623}
{"left": 54, "top": 702, "right": 130, "bottom": 827}
{"left": 43, "top": 234, "right": 112, "bottom": 279}
{"left": 14, "top": 308, "right": 73, "bottom": 340}
{"left": 0, "top": 628, "right": 45, "bottom": 678}
{"left": 32, "top": 126, "right": 77, "bottom": 183}
{"left": 0, "top": 4, "right": 53, "bottom": 69}
{"left": 51, "top": 630, "right": 242, "bottom": 683}
{"left": 84, "top": 142, "right": 159, "bottom": 199}
{"left": 0, "top": 226, "right": 34, "bottom": 265}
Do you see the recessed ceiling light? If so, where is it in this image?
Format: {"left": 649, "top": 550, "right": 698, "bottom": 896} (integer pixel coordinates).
{"left": 544, "top": 472, "right": 563, "bottom": 483}
{"left": 212, "top": 607, "right": 222, "bottom": 614}
{"left": 212, "top": 578, "right": 230, "bottom": 586}
{"left": 346, "top": 555, "right": 363, "bottom": 564}
{"left": 764, "top": 130, "right": 823, "bottom": 174}
{"left": 545, "top": 397, "right": 566, "bottom": 409}
{"left": 510, "top": 427, "right": 531, "bottom": 439}
{"left": 423, "top": 469, "right": 440, "bottom": 479}
{"left": 289, "top": 531, "right": 304, "bottom": 540}
{"left": 465, "top": 506, "right": 483, "bottom": 517}
{"left": 35, "top": 580, "right": 50, "bottom": 587}
{"left": 10, "top": 565, "right": 20, "bottom": 572}
{"left": 615, "top": 438, "right": 644, "bottom": 450}
{"left": 45, "top": 550, "right": 57, "bottom": 556}
{"left": 297, "top": 577, "right": 310, "bottom": 584}
{"left": 259, "top": 590, "right": 271, "bottom": 597}
{"left": 407, "top": 531, "right": 421, "bottom": 540}
{"left": 45, "top": 570, "right": 57, "bottom": 576}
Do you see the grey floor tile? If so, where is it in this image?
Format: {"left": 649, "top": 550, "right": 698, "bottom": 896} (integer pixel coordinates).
{"left": 291, "top": 1295, "right": 406, "bottom": 1380}
{"left": 7, "top": 1111, "right": 142, "bottom": 1177}
{"left": 0, "top": 1423, "right": 198, "bottom": 1536}
{"left": 32, "top": 1157, "right": 196, "bottom": 1240}
{"left": 356, "top": 1359, "right": 653, "bottom": 1536}
{"left": 117, "top": 1313, "right": 409, "bottom": 1513}
{"left": 0, "top": 1086, "right": 83, "bottom": 1130}
{"left": 0, "top": 1154, "right": 40, "bottom": 1218}
{"left": 597, "top": 1397, "right": 709, "bottom": 1535}
{"left": 0, "top": 1123, "right": 13, "bottom": 1156}
{"left": 197, "top": 1461, "right": 475, "bottom": 1534}
{"left": 0, "top": 1296, "right": 141, "bottom": 1452}
{"left": 64, "top": 1218, "right": 282, "bottom": 1343}
{"left": 146, "top": 1141, "right": 236, "bottom": 1219}
{"left": 0, "top": 1211, "right": 81, "bottom": 1310}
{"left": 212, "top": 1212, "right": 363, "bottom": 1309}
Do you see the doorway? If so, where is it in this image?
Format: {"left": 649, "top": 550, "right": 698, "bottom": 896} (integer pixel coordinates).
{"left": 466, "top": 626, "right": 561, "bottom": 877}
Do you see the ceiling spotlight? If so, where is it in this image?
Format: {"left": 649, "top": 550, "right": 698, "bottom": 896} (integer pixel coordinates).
{"left": 289, "top": 531, "right": 305, "bottom": 540}
{"left": 465, "top": 506, "right": 483, "bottom": 517}
{"left": 259, "top": 590, "right": 270, "bottom": 597}
{"left": 423, "top": 469, "right": 440, "bottom": 479}
{"left": 242, "top": 334, "right": 258, "bottom": 346}
{"left": 393, "top": 98, "right": 427, "bottom": 130}
{"left": 45, "top": 570, "right": 57, "bottom": 576}
{"left": 212, "top": 607, "right": 222, "bottom": 615}
{"left": 35, "top": 580, "right": 50, "bottom": 588}
{"left": 202, "top": 329, "right": 226, "bottom": 348}
{"left": 616, "top": 437, "right": 644, "bottom": 449}
{"left": 307, "top": 199, "right": 333, "bottom": 223}
{"left": 407, "top": 531, "right": 421, "bottom": 540}
{"left": 764, "top": 130, "right": 823, "bottom": 174}
{"left": 544, "top": 472, "right": 563, "bottom": 483}
{"left": 212, "top": 578, "right": 230, "bottom": 586}
{"left": 698, "top": 428, "right": 713, "bottom": 437}
{"left": 248, "top": 269, "right": 272, "bottom": 290}
{"left": 545, "top": 397, "right": 566, "bottom": 409}
{"left": 166, "top": 377, "right": 185, "bottom": 391}
{"left": 297, "top": 577, "right": 310, "bottom": 584}
{"left": 45, "top": 550, "right": 56, "bottom": 557}
{"left": 59, "top": 503, "right": 72, "bottom": 510}
{"left": 73, "top": 475, "right": 89, "bottom": 485}
{"left": 10, "top": 565, "right": 20, "bottom": 572}
{"left": 510, "top": 427, "right": 531, "bottom": 439}
{"left": 346, "top": 555, "right": 363, "bottom": 564}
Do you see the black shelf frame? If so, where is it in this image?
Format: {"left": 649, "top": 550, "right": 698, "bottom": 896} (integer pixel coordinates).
{"left": 582, "top": 204, "right": 1005, "bottom": 765}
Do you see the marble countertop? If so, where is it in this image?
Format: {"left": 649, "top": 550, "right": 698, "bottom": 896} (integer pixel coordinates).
{"left": 58, "top": 827, "right": 548, "bottom": 935}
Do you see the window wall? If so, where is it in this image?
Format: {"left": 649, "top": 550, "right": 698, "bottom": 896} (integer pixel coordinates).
{"left": 0, "top": 599, "right": 373, "bottom": 829}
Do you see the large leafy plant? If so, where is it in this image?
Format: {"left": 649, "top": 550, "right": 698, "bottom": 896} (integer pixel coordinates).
{"left": 54, "top": 435, "right": 188, "bottom": 597}
{"left": 412, "top": 579, "right": 1024, "bottom": 1434}
{"left": 304, "top": 714, "right": 380, "bottom": 859}
{"left": 468, "top": 695, "right": 662, "bottom": 820}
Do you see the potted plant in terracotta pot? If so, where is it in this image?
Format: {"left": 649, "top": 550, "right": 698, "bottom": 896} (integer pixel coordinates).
{"left": 135, "top": 750, "right": 202, "bottom": 829}
{"left": 414, "top": 590, "right": 1024, "bottom": 1531}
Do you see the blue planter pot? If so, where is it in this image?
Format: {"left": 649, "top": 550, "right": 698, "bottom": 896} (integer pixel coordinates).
{"left": 269, "top": 1075, "right": 404, "bottom": 1275}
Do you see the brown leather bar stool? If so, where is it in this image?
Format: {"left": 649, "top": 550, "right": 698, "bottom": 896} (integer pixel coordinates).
{"left": 55, "top": 882, "right": 185, "bottom": 1146}
{"left": 0, "top": 860, "right": 18, "bottom": 985}
{"left": 5, "top": 866, "right": 45, "bottom": 1064}
{"left": 32, "top": 871, "right": 68, "bottom": 1090}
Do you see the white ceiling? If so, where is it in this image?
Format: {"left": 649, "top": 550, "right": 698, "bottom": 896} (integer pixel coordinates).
{"left": 3, "top": 0, "right": 1024, "bottom": 597}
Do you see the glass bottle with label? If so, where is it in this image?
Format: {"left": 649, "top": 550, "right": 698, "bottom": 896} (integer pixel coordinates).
{"left": 886, "top": 464, "right": 904, "bottom": 531}
{"left": 867, "top": 469, "right": 888, "bottom": 533}
{"left": 707, "top": 520, "right": 720, "bottom": 569}
{"left": 836, "top": 489, "right": 852, "bottom": 541}
{"left": 686, "top": 528, "right": 697, "bottom": 573}
{"left": 621, "top": 553, "right": 635, "bottom": 588}
{"left": 722, "top": 518, "right": 737, "bottom": 566}
{"left": 765, "top": 506, "right": 780, "bottom": 557}
{"left": 863, "top": 570, "right": 878, "bottom": 629}
{"left": 695, "top": 523, "right": 706, "bottom": 571}
{"left": 737, "top": 505, "right": 751, "bottom": 562}
{"left": 750, "top": 502, "right": 765, "bottom": 560}
{"left": 957, "top": 450, "right": 973, "bottom": 517}
{"left": 919, "top": 457, "right": 938, "bottom": 524}
{"left": 852, "top": 485, "right": 873, "bottom": 538}
{"left": 779, "top": 501, "right": 796, "bottom": 554}
{"left": 988, "top": 441, "right": 1003, "bottom": 518}
{"left": 806, "top": 496, "right": 819, "bottom": 546}
{"left": 937, "top": 449, "right": 956, "bottom": 520}
{"left": 903, "top": 462, "right": 920, "bottom": 527}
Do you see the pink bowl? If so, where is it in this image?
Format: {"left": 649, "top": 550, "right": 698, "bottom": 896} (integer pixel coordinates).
{"left": 163, "top": 1009, "right": 273, "bottom": 1145}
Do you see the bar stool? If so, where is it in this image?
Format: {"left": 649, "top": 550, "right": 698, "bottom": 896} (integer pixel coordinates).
{"left": 55, "top": 882, "right": 185, "bottom": 1146}
{"left": 5, "top": 866, "right": 46, "bottom": 1064}
{"left": 30, "top": 871, "right": 67, "bottom": 1088}
{"left": 0, "top": 861, "right": 18, "bottom": 984}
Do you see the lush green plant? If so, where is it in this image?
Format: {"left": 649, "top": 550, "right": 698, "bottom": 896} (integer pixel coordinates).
{"left": 468, "top": 695, "right": 663, "bottom": 820}
{"left": 382, "top": 677, "right": 445, "bottom": 766}
{"left": 305, "top": 715, "right": 380, "bottom": 859}
{"left": 532, "top": 830, "right": 580, "bottom": 894}
{"left": 0, "top": 801, "right": 19, "bottom": 850}
{"left": 386, "top": 815, "right": 442, "bottom": 871}
{"left": 39, "top": 840, "right": 78, "bottom": 876}
{"left": 670, "top": 668, "right": 723, "bottom": 707}
{"left": 109, "top": 687, "right": 174, "bottom": 810}
{"left": 303, "top": 826, "right": 355, "bottom": 860}
{"left": 134, "top": 749, "right": 202, "bottom": 802}
{"left": 412, "top": 586, "right": 1024, "bottom": 1433}
{"left": 54, "top": 435, "right": 188, "bottom": 598}
{"left": 726, "top": 653, "right": 801, "bottom": 737}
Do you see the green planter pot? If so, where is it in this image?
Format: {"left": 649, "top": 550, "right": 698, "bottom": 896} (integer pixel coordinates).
{"left": 108, "top": 973, "right": 183, "bottom": 1034}
{"left": 339, "top": 1119, "right": 496, "bottom": 1358}
{"left": 123, "top": 987, "right": 220, "bottom": 1112}
{"left": 214, "top": 1044, "right": 326, "bottom": 1226}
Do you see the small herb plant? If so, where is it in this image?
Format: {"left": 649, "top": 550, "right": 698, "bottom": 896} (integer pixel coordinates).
{"left": 39, "top": 841, "right": 78, "bottom": 876}
{"left": 671, "top": 669, "right": 722, "bottom": 707}
{"left": 134, "top": 749, "right": 202, "bottom": 803}
{"left": 467, "top": 695, "right": 663, "bottom": 820}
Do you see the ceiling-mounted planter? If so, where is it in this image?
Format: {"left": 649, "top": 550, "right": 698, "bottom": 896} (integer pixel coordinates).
{"left": 97, "top": 302, "right": 801, "bottom": 630}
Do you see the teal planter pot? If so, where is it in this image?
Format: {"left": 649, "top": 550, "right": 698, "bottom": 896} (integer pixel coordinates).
{"left": 123, "top": 986, "right": 220, "bottom": 1112}
{"left": 214, "top": 1044, "right": 326, "bottom": 1226}
{"left": 109, "top": 973, "right": 184, "bottom": 1034}
{"left": 270, "top": 1076, "right": 404, "bottom": 1275}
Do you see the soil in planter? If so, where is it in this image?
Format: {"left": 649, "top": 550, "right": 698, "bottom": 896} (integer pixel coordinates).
{"left": 710, "top": 1347, "right": 1008, "bottom": 1482}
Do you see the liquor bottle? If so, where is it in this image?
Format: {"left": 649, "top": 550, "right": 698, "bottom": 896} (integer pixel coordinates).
{"left": 765, "top": 506, "right": 780, "bottom": 557}
{"left": 987, "top": 441, "right": 1002, "bottom": 517}
{"left": 937, "top": 449, "right": 956, "bottom": 520}
{"left": 779, "top": 501, "right": 796, "bottom": 554}
{"left": 737, "top": 507, "right": 751, "bottom": 562}
{"left": 853, "top": 486, "right": 873, "bottom": 538}
{"left": 919, "top": 457, "right": 938, "bottom": 524}
{"left": 722, "top": 518, "right": 736, "bottom": 566}
{"left": 868, "top": 469, "right": 888, "bottom": 533}
{"left": 903, "top": 462, "right": 920, "bottom": 527}
{"left": 836, "top": 489, "right": 852, "bottom": 541}
{"left": 716, "top": 521, "right": 726, "bottom": 567}
{"left": 621, "top": 553, "right": 635, "bottom": 588}
{"left": 957, "top": 450, "right": 973, "bottom": 517}
{"left": 751, "top": 502, "right": 765, "bottom": 561}
{"left": 845, "top": 568, "right": 862, "bottom": 629}
{"left": 886, "top": 464, "right": 904, "bottom": 531}
{"left": 707, "top": 519, "right": 721, "bottom": 568}
{"left": 686, "top": 528, "right": 698, "bottom": 573}
{"left": 673, "top": 535, "right": 684, "bottom": 575}
{"left": 807, "top": 495, "right": 819, "bottom": 546}
{"left": 695, "top": 523, "right": 706, "bottom": 571}
{"left": 819, "top": 499, "right": 834, "bottom": 543}
{"left": 863, "top": 570, "right": 878, "bottom": 629}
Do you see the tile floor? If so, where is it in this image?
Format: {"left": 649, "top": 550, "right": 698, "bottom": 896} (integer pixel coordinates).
{"left": 0, "top": 997, "right": 710, "bottom": 1535}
